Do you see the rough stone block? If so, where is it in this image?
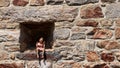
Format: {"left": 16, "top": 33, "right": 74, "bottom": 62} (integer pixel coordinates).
{"left": 76, "top": 19, "right": 98, "bottom": 27}
{"left": 87, "top": 28, "right": 113, "bottom": 39}
{"left": 53, "top": 61, "right": 82, "bottom": 68}
{"left": 80, "top": 5, "right": 104, "bottom": 19}
{"left": 0, "top": 0, "right": 10, "bottom": 7}
{"left": 97, "top": 40, "right": 119, "bottom": 50}
{"left": 0, "top": 6, "right": 78, "bottom": 22}
{"left": 71, "top": 26, "right": 88, "bottom": 33}
{"left": 86, "top": 51, "right": 99, "bottom": 62}
{"left": 13, "top": 0, "right": 28, "bottom": 6}
{"left": 114, "top": 51, "right": 120, "bottom": 62}
{"left": 54, "top": 28, "right": 70, "bottom": 40}
{"left": 101, "top": 0, "right": 116, "bottom": 3}
{"left": 100, "top": 19, "right": 113, "bottom": 28}
{"left": 65, "top": 0, "right": 98, "bottom": 6}
{"left": 106, "top": 3, "right": 120, "bottom": 18}
{"left": 30, "top": 0, "right": 44, "bottom": 6}
{"left": 101, "top": 52, "right": 115, "bottom": 62}
{"left": 46, "top": 0, "right": 64, "bottom": 5}
{"left": 16, "top": 51, "right": 61, "bottom": 61}
{"left": 26, "top": 60, "right": 52, "bottom": 68}
{"left": 116, "top": 19, "right": 120, "bottom": 26}
{"left": 54, "top": 41, "right": 73, "bottom": 47}
{"left": 0, "top": 51, "right": 8, "bottom": 60}
{"left": 71, "top": 33, "right": 86, "bottom": 40}
{"left": 115, "top": 28, "right": 120, "bottom": 39}
{"left": 0, "top": 61, "right": 24, "bottom": 68}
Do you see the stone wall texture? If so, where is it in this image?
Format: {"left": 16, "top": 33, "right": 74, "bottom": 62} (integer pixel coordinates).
{"left": 0, "top": 0, "right": 120, "bottom": 68}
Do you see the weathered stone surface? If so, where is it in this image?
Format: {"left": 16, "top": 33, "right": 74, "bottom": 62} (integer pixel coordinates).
{"left": 6, "top": 23, "right": 19, "bottom": 29}
{"left": 0, "top": 61, "right": 24, "bottom": 68}
{"left": 101, "top": 53, "right": 115, "bottom": 62}
{"left": 110, "top": 62, "right": 120, "bottom": 68}
{"left": 100, "top": 19, "right": 113, "bottom": 28}
{"left": 0, "top": 37, "right": 6, "bottom": 42}
{"left": 4, "top": 46, "right": 20, "bottom": 52}
{"left": 0, "top": 23, "right": 6, "bottom": 29}
{"left": 3, "top": 42, "right": 20, "bottom": 52}
{"left": 71, "top": 33, "right": 86, "bottom": 40}
{"left": 116, "top": 19, "right": 120, "bottom": 26}
{"left": 53, "top": 61, "right": 82, "bottom": 68}
{"left": 86, "top": 51, "right": 99, "bottom": 62}
{"left": 84, "top": 63, "right": 110, "bottom": 68}
{"left": 54, "top": 28, "right": 70, "bottom": 40}
{"left": 106, "top": 3, "right": 120, "bottom": 18}
{"left": 115, "top": 28, "right": 120, "bottom": 39}
{"left": 97, "top": 40, "right": 119, "bottom": 50}
{"left": 114, "top": 51, "right": 120, "bottom": 62}
{"left": 87, "top": 28, "right": 113, "bottom": 39}
{"left": 30, "top": 0, "right": 44, "bottom": 6}
{"left": 80, "top": 5, "right": 104, "bottom": 19}
{"left": 0, "top": 51, "right": 8, "bottom": 60}
{"left": 65, "top": 0, "right": 98, "bottom": 6}
{"left": 6, "top": 35, "right": 17, "bottom": 41}
{"left": 0, "top": 6, "right": 78, "bottom": 22}
{"left": 74, "top": 40, "right": 95, "bottom": 51}
{"left": 76, "top": 19, "right": 98, "bottom": 27}
{"left": 25, "top": 60, "right": 52, "bottom": 68}
{"left": 54, "top": 41, "right": 73, "bottom": 47}
{"left": 16, "top": 51, "right": 61, "bottom": 61}
{"left": 71, "top": 26, "right": 88, "bottom": 33}
{"left": 93, "top": 63, "right": 110, "bottom": 68}
{"left": 101, "top": 0, "right": 116, "bottom": 3}
{"left": 0, "top": 0, "right": 10, "bottom": 7}
{"left": 46, "top": 0, "right": 64, "bottom": 5}
{"left": 13, "top": 0, "right": 28, "bottom": 6}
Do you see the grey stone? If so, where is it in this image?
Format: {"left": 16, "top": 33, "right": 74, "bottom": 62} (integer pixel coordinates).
{"left": 71, "top": 33, "right": 86, "bottom": 40}
{"left": 106, "top": 3, "right": 120, "bottom": 18}
{"left": 0, "top": 37, "right": 6, "bottom": 42}
{"left": 101, "top": 0, "right": 116, "bottom": 3}
{"left": 54, "top": 29, "right": 70, "bottom": 40}
{"left": 65, "top": 0, "right": 98, "bottom": 6}
{"left": 46, "top": 0, "right": 64, "bottom": 5}
{"left": 0, "top": 6, "right": 78, "bottom": 23}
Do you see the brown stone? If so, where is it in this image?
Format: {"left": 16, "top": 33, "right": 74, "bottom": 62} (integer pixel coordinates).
{"left": 76, "top": 19, "right": 98, "bottom": 27}
{"left": 86, "top": 51, "right": 99, "bottom": 62}
{"left": 0, "top": 0, "right": 10, "bottom": 7}
{"left": 101, "top": 53, "right": 115, "bottom": 62}
{"left": 93, "top": 29, "right": 112, "bottom": 39}
{"left": 30, "top": 0, "right": 44, "bottom": 6}
{"left": 115, "top": 28, "right": 120, "bottom": 39}
{"left": 97, "top": 41, "right": 119, "bottom": 50}
{"left": 0, "top": 62, "right": 24, "bottom": 68}
{"left": 80, "top": 5, "right": 104, "bottom": 19}
{"left": 87, "top": 28, "right": 113, "bottom": 39}
{"left": 13, "top": 0, "right": 28, "bottom": 6}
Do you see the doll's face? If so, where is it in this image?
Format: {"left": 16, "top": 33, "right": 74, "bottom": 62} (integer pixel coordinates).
{"left": 39, "top": 37, "right": 43, "bottom": 43}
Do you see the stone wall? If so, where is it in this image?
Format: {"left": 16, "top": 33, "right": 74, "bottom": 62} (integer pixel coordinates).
{"left": 0, "top": 0, "right": 120, "bottom": 68}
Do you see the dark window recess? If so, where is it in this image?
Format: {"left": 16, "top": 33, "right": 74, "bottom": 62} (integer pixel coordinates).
{"left": 19, "top": 23, "right": 54, "bottom": 52}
